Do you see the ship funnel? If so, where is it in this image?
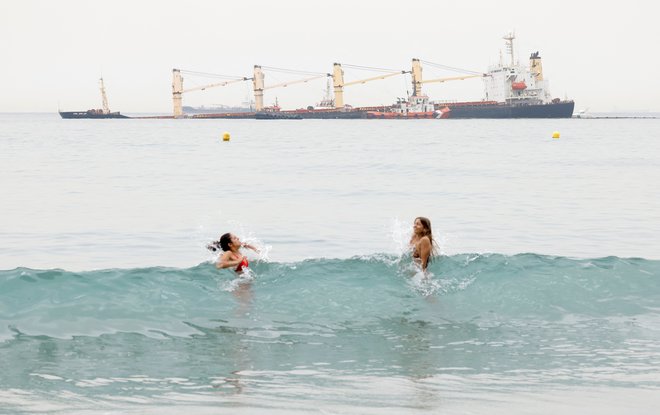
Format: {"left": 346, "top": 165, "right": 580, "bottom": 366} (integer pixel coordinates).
{"left": 529, "top": 51, "right": 543, "bottom": 81}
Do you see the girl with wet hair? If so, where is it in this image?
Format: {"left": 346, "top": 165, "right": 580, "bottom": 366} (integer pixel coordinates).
{"left": 409, "top": 217, "right": 438, "bottom": 271}
{"left": 207, "top": 233, "right": 259, "bottom": 273}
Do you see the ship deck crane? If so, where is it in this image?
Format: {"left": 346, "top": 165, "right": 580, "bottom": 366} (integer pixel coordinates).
{"left": 421, "top": 74, "right": 484, "bottom": 84}
{"left": 411, "top": 59, "right": 485, "bottom": 97}
{"left": 342, "top": 71, "right": 408, "bottom": 87}
{"left": 182, "top": 77, "right": 249, "bottom": 93}
{"left": 253, "top": 66, "right": 330, "bottom": 111}
{"left": 99, "top": 78, "right": 110, "bottom": 114}
{"left": 172, "top": 69, "right": 251, "bottom": 117}
{"left": 263, "top": 74, "right": 329, "bottom": 90}
{"left": 332, "top": 64, "right": 409, "bottom": 109}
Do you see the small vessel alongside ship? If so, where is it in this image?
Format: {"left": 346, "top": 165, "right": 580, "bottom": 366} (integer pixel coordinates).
{"left": 253, "top": 98, "right": 301, "bottom": 119}
{"left": 366, "top": 96, "right": 437, "bottom": 119}
{"left": 59, "top": 78, "right": 129, "bottom": 119}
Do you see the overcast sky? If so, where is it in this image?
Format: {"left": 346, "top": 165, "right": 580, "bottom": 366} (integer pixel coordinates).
{"left": 2, "top": 0, "right": 658, "bottom": 113}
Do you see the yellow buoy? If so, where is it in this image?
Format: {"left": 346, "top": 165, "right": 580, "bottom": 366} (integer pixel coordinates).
{"left": 222, "top": 132, "right": 230, "bottom": 141}
{"left": 552, "top": 131, "right": 560, "bottom": 139}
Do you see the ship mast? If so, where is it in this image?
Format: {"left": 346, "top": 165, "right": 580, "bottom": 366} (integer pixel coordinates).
{"left": 411, "top": 58, "right": 423, "bottom": 97}
{"left": 332, "top": 63, "right": 345, "bottom": 108}
{"left": 253, "top": 65, "right": 265, "bottom": 111}
{"left": 503, "top": 32, "right": 515, "bottom": 67}
{"left": 99, "top": 78, "right": 110, "bottom": 114}
{"left": 323, "top": 78, "right": 333, "bottom": 103}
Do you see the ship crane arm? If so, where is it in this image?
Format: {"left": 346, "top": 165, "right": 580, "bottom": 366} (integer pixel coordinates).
{"left": 182, "top": 77, "right": 250, "bottom": 94}
{"left": 263, "top": 74, "right": 330, "bottom": 90}
{"left": 421, "top": 74, "right": 485, "bottom": 85}
{"left": 342, "top": 71, "right": 409, "bottom": 87}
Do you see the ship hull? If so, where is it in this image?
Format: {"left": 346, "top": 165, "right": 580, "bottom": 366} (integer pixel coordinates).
{"left": 286, "top": 110, "right": 367, "bottom": 119}
{"left": 256, "top": 112, "right": 302, "bottom": 120}
{"left": 439, "top": 101, "right": 575, "bottom": 119}
{"left": 191, "top": 112, "right": 256, "bottom": 119}
{"left": 59, "top": 111, "right": 129, "bottom": 119}
{"left": 365, "top": 111, "right": 436, "bottom": 119}
{"left": 183, "top": 111, "right": 366, "bottom": 119}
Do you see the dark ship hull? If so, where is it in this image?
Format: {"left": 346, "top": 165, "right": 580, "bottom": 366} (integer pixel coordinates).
{"left": 279, "top": 107, "right": 390, "bottom": 119}
{"left": 255, "top": 112, "right": 302, "bottom": 120}
{"left": 290, "top": 110, "right": 366, "bottom": 119}
{"left": 182, "top": 105, "right": 252, "bottom": 114}
{"left": 191, "top": 112, "right": 256, "bottom": 119}
{"left": 439, "top": 100, "right": 575, "bottom": 119}
{"left": 182, "top": 110, "right": 366, "bottom": 119}
{"left": 59, "top": 111, "right": 129, "bottom": 119}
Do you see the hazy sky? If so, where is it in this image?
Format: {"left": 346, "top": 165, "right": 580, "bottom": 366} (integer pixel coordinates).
{"left": 2, "top": 0, "right": 658, "bottom": 113}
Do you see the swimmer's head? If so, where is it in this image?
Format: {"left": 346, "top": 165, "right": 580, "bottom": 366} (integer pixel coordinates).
{"left": 207, "top": 233, "right": 237, "bottom": 252}
{"left": 219, "top": 233, "right": 233, "bottom": 251}
{"left": 414, "top": 217, "right": 432, "bottom": 236}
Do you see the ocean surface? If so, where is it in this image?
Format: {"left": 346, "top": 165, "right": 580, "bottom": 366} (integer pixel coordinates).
{"left": 1, "top": 113, "right": 660, "bottom": 413}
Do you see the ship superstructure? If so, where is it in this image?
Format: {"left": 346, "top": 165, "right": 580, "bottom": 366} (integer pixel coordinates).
{"left": 432, "top": 33, "right": 574, "bottom": 118}
{"left": 483, "top": 33, "right": 550, "bottom": 105}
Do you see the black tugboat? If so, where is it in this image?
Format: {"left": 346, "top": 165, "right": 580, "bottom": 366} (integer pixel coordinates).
{"left": 59, "top": 78, "right": 129, "bottom": 119}
{"left": 59, "top": 109, "right": 129, "bottom": 119}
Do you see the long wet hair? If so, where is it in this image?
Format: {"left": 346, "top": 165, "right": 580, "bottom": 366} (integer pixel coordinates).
{"left": 207, "top": 233, "right": 232, "bottom": 252}
{"left": 415, "top": 216, "right": 438, "bottom": 259}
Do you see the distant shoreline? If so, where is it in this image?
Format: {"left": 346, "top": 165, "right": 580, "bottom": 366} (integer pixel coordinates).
{"left": 575, "top": 116, "right": 659, "bottom": 119}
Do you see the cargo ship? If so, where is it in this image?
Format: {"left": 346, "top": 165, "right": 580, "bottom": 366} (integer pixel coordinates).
{"left": 59, "top": 78, "right": 129, "bottom": 119}
{"left": 168, "top": 32, "right": 572, "bottom": 120}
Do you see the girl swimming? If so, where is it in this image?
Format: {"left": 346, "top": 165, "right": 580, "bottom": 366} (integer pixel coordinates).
{"left": 207, "top": 233, "right": 259, "bottom": 272}
{"left": 409, "top": 217, "right": 437, "bottom": 271}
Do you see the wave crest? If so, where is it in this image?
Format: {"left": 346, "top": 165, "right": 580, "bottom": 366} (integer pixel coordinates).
{"left": 1, "top": 253, "right": 658, "bottom": 340}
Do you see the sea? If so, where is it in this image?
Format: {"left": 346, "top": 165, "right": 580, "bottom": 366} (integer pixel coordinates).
{"left": 1, "top": 113, "right": 659, "bottom": 414}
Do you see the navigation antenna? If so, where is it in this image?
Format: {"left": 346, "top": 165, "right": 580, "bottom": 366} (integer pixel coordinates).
{"left": 324, "top": 78, "right": 332, "bottom": 102}
{"left": 503, "top": 32, "right": 515, "bottom": 67}
{"left": 99, "top": 78, "right": 110, "bottom": 114}
{"left": 322, "top": 77, "right": 334, "bottom": 106}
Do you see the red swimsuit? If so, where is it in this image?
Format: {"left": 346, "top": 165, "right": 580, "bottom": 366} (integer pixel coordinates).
{"left": 235, "top": 255, "right": 249, "bottom": 272}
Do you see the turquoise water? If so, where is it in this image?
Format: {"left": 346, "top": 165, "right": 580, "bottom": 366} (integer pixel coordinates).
{"left": 2, "top": 255, "right": 659, "bottom": 413}
{"left": 1, "top": 114, "right": 660, "bottom": 413}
